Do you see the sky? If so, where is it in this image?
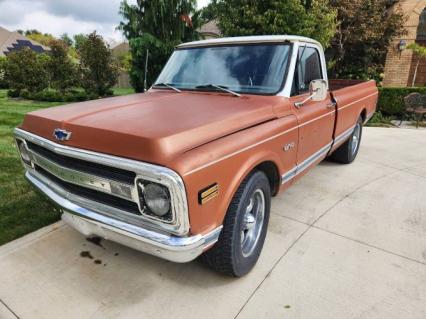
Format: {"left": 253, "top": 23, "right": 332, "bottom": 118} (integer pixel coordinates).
{"left": 0, "top": 0, "right": 211, "bottom": 45}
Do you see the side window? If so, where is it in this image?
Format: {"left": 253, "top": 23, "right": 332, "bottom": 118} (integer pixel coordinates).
{"left": 293, "top": 46, "right": 323, "bottom": 95}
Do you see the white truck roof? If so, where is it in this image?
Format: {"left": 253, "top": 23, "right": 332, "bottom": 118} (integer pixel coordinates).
{"left": 177, "top": 35, "right": 322, "bottom": 49}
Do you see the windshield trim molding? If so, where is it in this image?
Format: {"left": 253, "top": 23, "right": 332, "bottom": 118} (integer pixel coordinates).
{"left": 177, "top": 35, "right": 322, "bottom": 49}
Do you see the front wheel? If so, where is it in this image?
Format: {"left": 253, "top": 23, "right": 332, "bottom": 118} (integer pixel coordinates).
{"left": 330, "top": 116, "right": 363, "bottom": 164}
{"left": 201, "top": 171, "right": 271, "bottom": 277}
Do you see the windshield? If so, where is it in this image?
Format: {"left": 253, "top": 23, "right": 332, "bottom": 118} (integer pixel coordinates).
{"left": 154, "top": 44, "right": 292, "bottom": 95}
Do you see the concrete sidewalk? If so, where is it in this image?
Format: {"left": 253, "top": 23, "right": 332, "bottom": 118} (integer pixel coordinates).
{"left": 0, "top": 127, "right": 425, "bottom": 319}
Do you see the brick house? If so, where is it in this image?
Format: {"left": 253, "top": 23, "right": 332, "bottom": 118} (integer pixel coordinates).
{"left": 383, "top": 0, "right": 426, "bottom": 87}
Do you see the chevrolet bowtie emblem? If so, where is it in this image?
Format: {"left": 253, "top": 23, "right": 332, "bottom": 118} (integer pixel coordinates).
{"left": 53, "top": 128, "right": 72, "bottom": 141}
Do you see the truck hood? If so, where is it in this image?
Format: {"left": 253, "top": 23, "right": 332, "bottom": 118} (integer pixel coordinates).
{"left": 20, "top": 90, "right": 279, "bottom": 166}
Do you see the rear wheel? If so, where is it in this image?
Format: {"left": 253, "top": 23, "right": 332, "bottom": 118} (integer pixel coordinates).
{"left": 330, "top": 116, "right": 363, "bottom": 164}
{"left": 201, "top": 171, "right": 271, "bottom": 277}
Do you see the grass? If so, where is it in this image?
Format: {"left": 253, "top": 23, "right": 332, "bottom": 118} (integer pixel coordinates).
{"left": 365, "top": 111, "right": 396, "bottom": 128}
{"left": 0, "top": 88, "right": 135, "bottom": 246}
{"left": 113, "top": 87, "right": 135, "bottom": 96}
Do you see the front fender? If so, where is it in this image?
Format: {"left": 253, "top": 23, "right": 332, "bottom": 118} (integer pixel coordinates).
{"left": 176, "top": 115, "right": 298, "bottom": 235}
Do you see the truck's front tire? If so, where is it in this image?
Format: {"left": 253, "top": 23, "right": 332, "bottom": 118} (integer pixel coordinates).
{"left": 201, "top": 171, "right": 271, "bottom": 277}
{"left": 330, "top": 116, "right": 363, "bottom": 164}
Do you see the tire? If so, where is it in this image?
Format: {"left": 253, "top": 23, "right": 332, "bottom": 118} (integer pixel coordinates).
{"left": 201, "top": 170, "right": 271, "bottom": 277}
{"left": 330, "top": 116, "right": 363, "bottom": 164}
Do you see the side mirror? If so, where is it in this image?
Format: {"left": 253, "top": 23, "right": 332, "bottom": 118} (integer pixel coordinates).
{"left": 295, "top": 79, "right": 328, "bottom": 108}
{"left": 310, "top": 79, "right": 328, "bottom": 101}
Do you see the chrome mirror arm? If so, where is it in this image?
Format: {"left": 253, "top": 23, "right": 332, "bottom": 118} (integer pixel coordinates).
{"left": 294, "top": 88, "right": 319, "bottom": 108}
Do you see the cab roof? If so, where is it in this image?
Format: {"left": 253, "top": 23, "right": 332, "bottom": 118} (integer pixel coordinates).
{"left": 177, "top": 35, "right": 322, "bottom": 49}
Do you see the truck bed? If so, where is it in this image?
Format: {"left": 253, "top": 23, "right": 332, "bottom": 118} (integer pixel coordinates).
{"left": 329, "top": 79, "right": 378, "bottom": 151}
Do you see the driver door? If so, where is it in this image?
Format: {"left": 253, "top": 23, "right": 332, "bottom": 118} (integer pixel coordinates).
{"left": 290, "top": 45, "right": 335, "bottom": 170}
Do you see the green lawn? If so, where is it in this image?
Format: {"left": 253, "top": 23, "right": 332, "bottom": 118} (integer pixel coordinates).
{"left": 113, "top": 87, "right": 135, "bottom": 96}
{"left": 0, "top": 88, "right": 135, "bottom": 245}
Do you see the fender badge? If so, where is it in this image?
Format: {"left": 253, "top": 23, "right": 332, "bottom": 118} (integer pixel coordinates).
{"left": 53, "top": 128, "right": 72, "bottom": 141}
{"left": 283, "top": 142, "right": 295, "bottom": 152}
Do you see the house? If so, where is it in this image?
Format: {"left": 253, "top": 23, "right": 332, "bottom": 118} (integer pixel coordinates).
{"left": 111, "top": 42, "right": 129, "bottom": 56}
{"left": 383, "top": 0, "right": 426, "bottom": 87}
{"left": 0, "top": 26, "right": 49, "bottom": 57}
{"left": 198, "top": 20, "right": 221, "bottom": 39}
{"left": 111, "top": 42, "right": 131, "bottom": 88}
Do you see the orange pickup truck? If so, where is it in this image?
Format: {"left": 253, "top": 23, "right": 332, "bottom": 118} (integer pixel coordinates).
{"left": 15, "top": 36, "right": 377, "bottom": 276}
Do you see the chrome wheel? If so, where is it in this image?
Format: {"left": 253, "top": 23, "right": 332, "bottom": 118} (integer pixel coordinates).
{"left": 351, "top": 123, "right": 361, "bottom": 155}
{"left": 241, "top": 189, "right": 265, "bottom": 257}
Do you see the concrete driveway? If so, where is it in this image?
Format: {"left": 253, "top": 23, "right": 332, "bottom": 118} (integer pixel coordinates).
{"left": 0, "top": 127, "right": 425, "bottom": 319}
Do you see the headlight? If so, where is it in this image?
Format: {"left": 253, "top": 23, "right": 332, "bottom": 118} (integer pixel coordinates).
{"left": 17, "top": 139, "right": 32, "bottom": 165}
{"left": 138, "top": 181, "right": 171, "bottom": 218}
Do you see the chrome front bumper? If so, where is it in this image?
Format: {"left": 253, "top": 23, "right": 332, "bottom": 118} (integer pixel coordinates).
{"left": 26, "top": 171, "right": 222, "bottom": 263}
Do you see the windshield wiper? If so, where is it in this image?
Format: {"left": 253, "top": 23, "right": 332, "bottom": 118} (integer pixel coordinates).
{"left": 153, "top": 82, "right": 181, "bottom": 93}
{"left": 194, "top": 84, "right": 241, "bottom": 97}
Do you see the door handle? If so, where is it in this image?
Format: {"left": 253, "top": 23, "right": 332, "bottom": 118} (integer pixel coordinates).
{"left": 326, "top": 102, "right": 337, "bottom": 109}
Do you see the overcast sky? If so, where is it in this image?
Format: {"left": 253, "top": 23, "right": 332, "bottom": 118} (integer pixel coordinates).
{"left": 0, "top": 0, "right": 211, "bottom": 45}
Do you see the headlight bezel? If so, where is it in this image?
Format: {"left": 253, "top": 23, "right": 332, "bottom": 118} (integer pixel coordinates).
{"left": 137, "top": 179, "right": 172, "bottom": 221}
{"left": 134, "top": 176, "right": 181, "bottom": 226}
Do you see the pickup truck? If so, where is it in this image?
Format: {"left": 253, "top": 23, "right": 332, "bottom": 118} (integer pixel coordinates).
{"left": 15, "top": 35, "right": 377, "bottom": 277}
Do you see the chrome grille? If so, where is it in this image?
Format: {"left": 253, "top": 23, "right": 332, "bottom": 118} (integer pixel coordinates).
{"left": 35, "top": 165, "right": 141, "bottom": 215}
{"left": 27, "top": 141, "right": 136, "bottom": 184}
{"left": 31, "top": 150, "right": 136, "bottom": 201}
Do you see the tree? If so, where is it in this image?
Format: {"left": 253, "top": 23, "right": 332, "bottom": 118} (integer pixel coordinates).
{"left": 407, "top": 43, "right": 426, "bottom": 87}
{"left": 73, "top": 34, "right": 86, "bottom": 51}
{"left": 328, "top": 0, "right": 406, "bottom": 81}
{"left": 47, "top": 39, "right": 77, "bottom": 92}
{"left": 117, "top": 51, "right": 132, "bottom": 73}
{"left": 4, "top": 48, "right": 49, "bottom": 94}
{"left": 212, "top": 0, "right": 337, "bottom": 48}
{"left": 60, "top": 33, "right": 73, "bottom": 47}
{"left": 118, "top": 0, "right": 199, "bottom": 92}
{"left": 199, "top": 0, "right": 219, "bottom": 23}
{"left": 77, "top": 32, "right": 119, "bottom": 96}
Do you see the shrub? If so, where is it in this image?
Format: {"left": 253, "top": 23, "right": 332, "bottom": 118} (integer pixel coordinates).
{"left": 18, "top": 88, "right": 92, "bottom": 102}
{"left": 4, "top": 48, "right": 49, "bottom": 94}
{"left": 378, "top": 87, "right": 426, "bottom": 116}
{"left": 33, "top": 89, "right": 65, "bottom": 102}
{"left": 7, "top": 89, "right": 20, "bottom": 98}
{"left": 0, "top": 56, "right": 7, "bottom": 89}
{"left": 366, "top": 111, "right": 394, "bottom": 127}
{"left": 47, "top": 39, "right": 77, "bottom": 93}
{"left": 77, "top": 32, "right": 119, "bottom": 96}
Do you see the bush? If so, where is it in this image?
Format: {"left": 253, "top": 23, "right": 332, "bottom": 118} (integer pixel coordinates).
{"left": 366, "top": 111, "right": 394, "bottom": 127}
{"left": 7, "top": 89, "right": 20, "bottom": 98}
{"left": 0, "top": 56, "right": 7, "bottom": 89}
{"left": 378, "top": 87, "right": 426, "bottom": 116}
{"left": 47, "top": 39, "right": 77, "bottom": 93}
{"left": 16, "top": 88, "right": 92, "bottom": 102}
{"left": 4, "top": 48, "right": 50, "bottom": 94}
{"left": 78, "top": 32, "right": 119, "bottom": 96}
